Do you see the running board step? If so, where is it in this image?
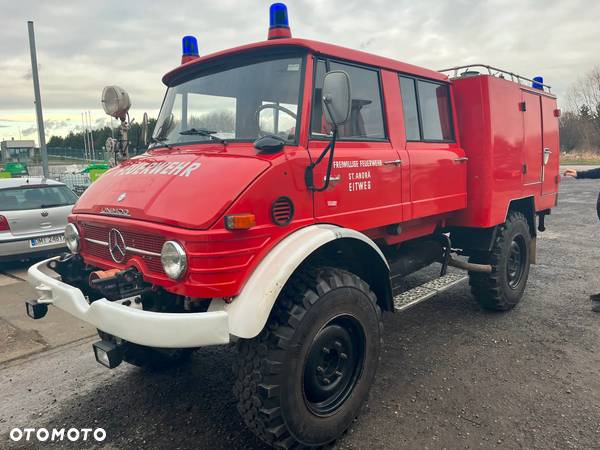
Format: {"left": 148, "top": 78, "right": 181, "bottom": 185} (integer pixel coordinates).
{"left": 393, "top": 273, "right": 468, "bottom": 311}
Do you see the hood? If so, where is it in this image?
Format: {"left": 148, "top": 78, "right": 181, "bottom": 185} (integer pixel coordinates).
{"left": 74, "top": 153, "right": 270, "bottom": 229}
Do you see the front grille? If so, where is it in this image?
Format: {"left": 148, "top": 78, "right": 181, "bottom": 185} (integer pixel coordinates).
{"left": 80, "top": 222, "right": 165, "bottom": 275}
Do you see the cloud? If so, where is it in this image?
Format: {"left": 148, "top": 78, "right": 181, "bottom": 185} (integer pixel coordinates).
{"left": 0, "top": 118, "right": 31, "bottom": 123}
{"left": 0, "top": 0, "right": 598, "bottom": 124}
{"left": 44, "top": 119, "right": 70, "bottom": 130}
{"left": 95, "top": 117, "right": 111, "bottom": 127}
{"left": 22, "top": 65, "right": 42, "bottom": 81}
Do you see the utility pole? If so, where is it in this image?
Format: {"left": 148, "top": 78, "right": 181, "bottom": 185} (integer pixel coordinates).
{"left": 27, "top": 21, "right": 49, "bottom": 177}
{"left": 88, "top": 111, "right": 95, "bottom": 160}
{"left": 81, "top": 112, "right": 88, "bottom": 161}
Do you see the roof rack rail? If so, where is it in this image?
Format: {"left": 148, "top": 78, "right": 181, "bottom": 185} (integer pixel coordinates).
{"left": 438, "top": 64, "right": 552, "bottom": 94}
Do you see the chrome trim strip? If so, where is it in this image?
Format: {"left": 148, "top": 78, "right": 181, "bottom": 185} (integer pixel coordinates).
{"left": 85, "top": 238, "right": 108, "bottom": 247}
{"left": 127, "top": 247, "right": 161, "bottom": 257}
{"left": 84, "top": 238, "right": 161, "bottom": 257}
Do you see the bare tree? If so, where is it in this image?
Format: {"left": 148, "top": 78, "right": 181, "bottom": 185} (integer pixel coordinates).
{"left": 568, "top": 66, "right": 600, "bottom": 118}
{"left": 564, "top": 66, "right": 600, "bottom": 151}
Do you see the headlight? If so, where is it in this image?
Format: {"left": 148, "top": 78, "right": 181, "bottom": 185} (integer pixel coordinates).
{"left": 161, "top": 241, "right": 187, "bottom": 280}
{"left": 64, "top": 223, "right": 80, "bottom": 253}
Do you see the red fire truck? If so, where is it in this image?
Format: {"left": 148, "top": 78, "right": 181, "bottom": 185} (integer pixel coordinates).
{"left": 25, "top": 3, "right": 560, "bottom": 448}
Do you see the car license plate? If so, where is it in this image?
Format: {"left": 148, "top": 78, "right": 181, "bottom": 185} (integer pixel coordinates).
{"left": 30, "top": 234, "right": 65, "bottom": 248}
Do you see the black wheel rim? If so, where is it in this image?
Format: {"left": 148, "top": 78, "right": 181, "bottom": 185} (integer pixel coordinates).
{"left": 507, "top": 235, "right": 526, "bottom": 289}
{"left": 303, "top": 314, "right": 365, "bottom": 417}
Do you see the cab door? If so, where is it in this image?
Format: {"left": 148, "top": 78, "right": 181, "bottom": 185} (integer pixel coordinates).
{"left": 399, "top": 76, "right": 467, "bottom": 218}
{"left": 308, "top": 59, "right": 403, "bottom": 230}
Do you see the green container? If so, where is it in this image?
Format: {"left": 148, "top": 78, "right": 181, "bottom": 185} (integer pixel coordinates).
{"left": 89, "top": 169, "right": 107, "bottom": 182}
{"left": 81, "top": 163, "right": 110, "bottom": 173}
{"left": 4, "top": 162, "right": 28, "bottom": 176}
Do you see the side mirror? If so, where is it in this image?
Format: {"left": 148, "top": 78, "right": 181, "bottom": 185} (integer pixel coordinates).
{"left": 141, "top": 112, "right": 149, "bottom": 147}
{"left": 322, "top": 70, "right": 351, "bottom": 127}
{"left": 101, "top": 85, "right": 131, "bottom": 120}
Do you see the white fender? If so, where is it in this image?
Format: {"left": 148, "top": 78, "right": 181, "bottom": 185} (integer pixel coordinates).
{"left": 224, "top": 224, "right": 388, "bottom": 339}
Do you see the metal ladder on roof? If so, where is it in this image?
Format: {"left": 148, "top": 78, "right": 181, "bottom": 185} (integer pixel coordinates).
{"left": 438, "top": 64, "right": 552, "bottom": 94}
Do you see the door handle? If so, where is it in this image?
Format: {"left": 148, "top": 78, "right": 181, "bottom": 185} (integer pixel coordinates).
{"left": 543, "top": 148, "right": 552, "bottom": 165}
{"left": 383, "top": 159, "right": 402, "bottom": 166}
{"left": 324, "top": 175, "right": 342, "bottom": 183}
{"left": 453, "top": 157, "right": 469, "bottom": 163}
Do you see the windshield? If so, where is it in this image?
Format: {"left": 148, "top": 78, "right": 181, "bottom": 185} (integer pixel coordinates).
{"left": 152, "top": 54, "right": 304, "bottom": 147}
{"left": 0, "top": 185, "right": 78, "bottom": 211}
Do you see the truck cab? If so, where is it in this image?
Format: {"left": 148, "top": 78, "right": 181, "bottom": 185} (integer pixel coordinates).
{"left": 26, "top": 4, "right": 559, "bottom": 448}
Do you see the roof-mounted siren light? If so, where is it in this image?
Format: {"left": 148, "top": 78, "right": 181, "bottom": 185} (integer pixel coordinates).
{"left": 532, "top": 75, "right": 544, "bottom": 90}
{"left": 268, "top": 3, "right": 292, "bottom": 40}
{"left": 181, "top": 35, "right": 199, "bottom": 64}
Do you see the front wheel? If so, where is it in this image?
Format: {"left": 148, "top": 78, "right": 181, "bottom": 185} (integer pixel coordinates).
{"left": 233, "top": 267, "right": 382, "bottom": 448}
{"left": 468, "top": 211, "right": 532, "bottom": 311}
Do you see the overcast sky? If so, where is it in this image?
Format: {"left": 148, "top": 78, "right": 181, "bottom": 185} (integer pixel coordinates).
{"left": 1, "top": 0, "right": 598, "bottom": 144}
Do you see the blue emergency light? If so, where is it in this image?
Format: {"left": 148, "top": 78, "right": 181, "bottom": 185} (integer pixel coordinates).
{"left": 270, "top": 3, "right": 289, "bottom": 28}
{"left": 182, "top": 36, "right": 199, "bottom": 57}
{"left": 181, "top": 35, "right": 200, "bottom": 64}
{"left": 268, "top": 3, "right": 292, "bottom": 39}
{"left": 532, "top": 76, "right": 544, "bottom": 90}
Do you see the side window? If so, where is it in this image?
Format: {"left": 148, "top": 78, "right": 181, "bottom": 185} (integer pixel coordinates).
{"left": 399, "top": 77, "right": 420, "bottom": 141}
{"left": 398, "top": 76, "right": 454, "bottom": 142}
{"left": 311, "top": 60, "right": 386, "bottom": 140}
{"left": 310, "top": 60, "right": 328, "bottom": 135}
{"left": 417, "top": 80, "right": 453, "bottom": 141}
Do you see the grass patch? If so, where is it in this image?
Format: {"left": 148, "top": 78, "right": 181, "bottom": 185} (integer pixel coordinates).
{"left": 560, "top": 150, "right": 600, "bottom": 165}
{"left": 560, "top": 159, "right": 600, "bottom": 165}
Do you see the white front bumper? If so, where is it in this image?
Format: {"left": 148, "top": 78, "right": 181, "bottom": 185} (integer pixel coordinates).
{"left": 27, "top": 257, "right": 230, "bottom": 348}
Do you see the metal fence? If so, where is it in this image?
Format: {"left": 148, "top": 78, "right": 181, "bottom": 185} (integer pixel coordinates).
{"left": 28, "top": 164, "right": 92, "bottom": 195}
{"left": 47, "top": 147, "right": 107, "bottom": 163}
{"left": 20, "top": 148, "right": 109, "bottom": 195}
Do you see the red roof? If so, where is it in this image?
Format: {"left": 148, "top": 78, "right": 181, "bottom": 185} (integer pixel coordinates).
{"left": 162, "top": 38, "right": 447, "bottom": 84}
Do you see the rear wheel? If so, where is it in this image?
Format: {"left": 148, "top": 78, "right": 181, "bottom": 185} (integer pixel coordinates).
{"left": 468, "top": 211, "right": 532, "bottom": 311}
{"left": 233, "top": 266, "right": 382, "bottom": 448}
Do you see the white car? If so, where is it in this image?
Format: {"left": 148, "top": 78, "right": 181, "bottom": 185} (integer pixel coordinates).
{"left": 0, "top": 178, "right": 77, "bottom": 261}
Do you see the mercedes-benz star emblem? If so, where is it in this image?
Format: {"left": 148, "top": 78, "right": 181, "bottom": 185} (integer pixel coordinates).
{"left": 108, "top": 228, "right": 127, "bottom": 263}
{"left": 117, "top": 192, "right": 126, "bottom": 202}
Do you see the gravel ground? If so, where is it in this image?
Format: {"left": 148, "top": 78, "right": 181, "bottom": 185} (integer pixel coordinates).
{"left": 2, "top": 176, "right": 600, "bottom": 449}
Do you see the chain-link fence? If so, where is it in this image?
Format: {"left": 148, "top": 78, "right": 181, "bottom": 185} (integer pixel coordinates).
{"left": 47, "top": 147, "right": 107, "bottom": 163}
{"left": 28, "top": 164, "right": 93, "bottom": 196}
{"left": 20, "top": 147, "right": 110, "bottom": 195}
{"left": 0, "top": 146, "right": 113, "bottom": 195}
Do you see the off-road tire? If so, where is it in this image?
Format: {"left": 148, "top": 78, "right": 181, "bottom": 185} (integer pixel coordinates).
{"left": 97, "top": 330, "right": 193, "bottom": 370}
{"left": 468, "top": 211, "right": 532, "bottom": 311}
{"left": 232, "top": 266, "right": 383, "bottom": 449}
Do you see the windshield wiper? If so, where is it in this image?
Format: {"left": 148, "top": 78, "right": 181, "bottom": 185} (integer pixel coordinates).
{"left": 179, "top": 128, "right": 226, "bottom": 144}
{"left": 150, "top": 137, "right": 173, "bottom": 149}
